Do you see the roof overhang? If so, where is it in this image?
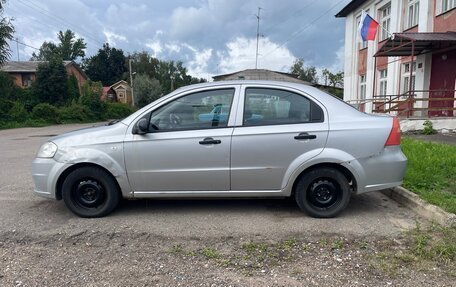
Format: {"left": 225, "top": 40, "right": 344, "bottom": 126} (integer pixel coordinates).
{"left": 374, "top": 32, "right": 456, "bottom": 57}
{"left": 335, "top": 0, "right": 367, "bottom": 18}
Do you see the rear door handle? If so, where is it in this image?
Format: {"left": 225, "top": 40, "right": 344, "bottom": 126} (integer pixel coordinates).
{"left": 294, "top": 132, "right": 317, "bottom": 140}
{"left": 199, "top": 137, "right": 221, "bottom": 145}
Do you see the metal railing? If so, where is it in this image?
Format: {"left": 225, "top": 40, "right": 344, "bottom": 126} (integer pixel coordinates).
{"left": 346, "top": 90, "right": 456, "bottom": 118}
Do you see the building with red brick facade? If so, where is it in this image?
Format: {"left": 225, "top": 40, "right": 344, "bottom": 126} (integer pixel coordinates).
{"left": 336, "top": 0, "right": 456, "bottom": 117}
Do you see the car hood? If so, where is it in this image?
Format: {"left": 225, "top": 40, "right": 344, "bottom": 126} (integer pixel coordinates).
{"left": 50, "top": 122, "right": 128, "bottom": 147}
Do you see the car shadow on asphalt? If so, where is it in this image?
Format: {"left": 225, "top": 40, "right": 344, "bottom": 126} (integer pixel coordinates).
{"left": 111, "top": 192, "right": 394, "bottom": 218}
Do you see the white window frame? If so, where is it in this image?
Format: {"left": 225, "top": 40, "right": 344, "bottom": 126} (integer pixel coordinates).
{"left": 441, "top": 0, "right": 456, "bottom": 13}
{"left": 379, "top": 4, "right": 391, "bottom": 41}
{"left": 402, "top": 62, "right": 416, "bottom": 94}
{"left": 406, "top": 0, "right": 420, "bottom": 29}
{"left": 359, "top": 75, "right": 367, "bottom": 99}
{"left": 378, "top": 69, "right": 388, "bottom": 97}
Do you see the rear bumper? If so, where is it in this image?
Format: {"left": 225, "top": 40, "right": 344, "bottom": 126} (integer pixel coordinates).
{"left": 351, "top": 146, "right": 407, "bottom": 194}
{"left": 32, "top": 158, "right": 72, "bottom": 199}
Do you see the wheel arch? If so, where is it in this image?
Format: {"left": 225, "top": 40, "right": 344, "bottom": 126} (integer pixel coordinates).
{"left": 290, "top": 163, "right": 358, "bottom": 197}
{"left": 56, "top": 162, "right": 122, "bottom": 200}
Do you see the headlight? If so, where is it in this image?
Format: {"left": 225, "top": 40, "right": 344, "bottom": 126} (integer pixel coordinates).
{"left": 37, "top": 142, "right": 58, "bottom": 158}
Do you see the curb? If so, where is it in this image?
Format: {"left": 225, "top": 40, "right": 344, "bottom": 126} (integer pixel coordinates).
{"left": 382, "top": 186, "right": 456, "bottom": 227}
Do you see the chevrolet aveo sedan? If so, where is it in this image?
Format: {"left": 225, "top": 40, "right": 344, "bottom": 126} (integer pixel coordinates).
{"left": 32, "top": 81, "right": 407, "bottom": 218}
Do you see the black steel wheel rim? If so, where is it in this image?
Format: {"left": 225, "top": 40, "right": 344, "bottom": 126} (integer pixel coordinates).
{"left": 73, "top": 179, "right": 106, "bottom": 208}
{"left": 307, "top": 179, "right": 340, "bottom": 209}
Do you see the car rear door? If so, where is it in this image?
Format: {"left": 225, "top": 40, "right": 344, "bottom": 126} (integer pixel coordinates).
{"left": 230, "top": 85, "right": 329, "bottom": 190}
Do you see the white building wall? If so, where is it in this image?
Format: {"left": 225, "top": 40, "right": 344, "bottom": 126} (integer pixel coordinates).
{"left": 342, "top": 0, "right": 433, "bottom": 113}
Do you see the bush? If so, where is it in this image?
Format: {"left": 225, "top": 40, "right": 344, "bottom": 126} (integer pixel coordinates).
{"left": 59, "top": 103, "right": 91, "bottom": 123}
{"left": 31, "top": 103, "right": 60, "bottom": 124}
{"left": 9, "top": 102, "right": 28, "bottom": 122}
{"left": 0, "top": 98, "right": 14, "bottom": 121}
{"left": 80, "top": 81, "right": 106, "bottom": 120}
{"left": 104, "top": 103, "right": 135, "bottom": 119}
{"left": 422, "top": 120, "right": 437, "bottom": 135}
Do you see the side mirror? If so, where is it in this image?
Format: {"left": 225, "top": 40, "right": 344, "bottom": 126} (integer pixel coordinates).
{"left": 135, "top": 118, "right": 149, "bottom": 135}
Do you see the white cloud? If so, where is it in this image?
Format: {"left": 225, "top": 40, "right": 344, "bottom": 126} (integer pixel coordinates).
{"left": 103, "top": 30, "right": 128, "bottom": 46}
{"left": 146, "top": 41, "right": 163, "bottom": 57}
{"left": 187, "top": 47, "right": 213, "bottom": 79}
{"left": 218, "top": 37, "right": 296, "bottom": 74}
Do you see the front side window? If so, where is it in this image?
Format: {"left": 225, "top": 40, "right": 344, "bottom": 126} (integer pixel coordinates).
{"left": 148, "top": 88, "right": 234, "bottom": 131}
{"left": 380, "top": 4, "right": 391, "bottom": 41}
{"left": 243, "top": 88, "right": 322, "bottom": 126}
{"left": 406, "top": 0, "right": 420, "bottom": 29}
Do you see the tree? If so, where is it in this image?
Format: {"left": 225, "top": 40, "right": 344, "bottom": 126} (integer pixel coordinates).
{"left": 79, "top": 81, "right": 105, "bottom": 119}
{"left": 328, "top": 71, "right": 344, "bottom": 88}
{"left": 34, "top": 57, "right": 68, "bottom": 105}
{"left": 0, "top": 0, "right": 14, "bottom": 66}
{"left": 127, "top": 51, "right": 160, "bottom": 80}
{"left": 133, "top": 74, "right": 162, "bottom": 108}
{"left": 83, "top": 43, "right": 126, "bottom": 86}
{"left": 67, "top": 74, "right": 80, "bottom": 103}
{"left": 289, "top": 58, "right": 318, "bottom": 84}
{"left": 31, "top": 29, "right": 86, "bottom": 61}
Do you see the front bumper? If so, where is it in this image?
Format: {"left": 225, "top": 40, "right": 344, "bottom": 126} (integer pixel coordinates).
{"left": 32, "top": 158, "right": 73, "bottom": 199}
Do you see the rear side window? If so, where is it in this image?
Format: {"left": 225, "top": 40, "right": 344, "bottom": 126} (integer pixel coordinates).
{"left": 243, "top": 88, "right": 323, "bottom": 126}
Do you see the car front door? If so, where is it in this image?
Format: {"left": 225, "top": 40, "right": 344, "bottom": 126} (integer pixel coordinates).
{"left": 231, "top": 85, "right": 329, "bottom": 191}
{"left": 124, "top": 86, "right": 239, "bottom": 192}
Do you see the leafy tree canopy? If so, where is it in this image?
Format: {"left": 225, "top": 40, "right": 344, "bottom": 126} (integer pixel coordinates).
{"left": 289, "top": 58, "right": 318, "bottom": 84}
{"left": 0, "top": 0, "right": 14, "bottom": 66}
{"left": 31, "top": 29, "right": 86, "bottom": 61}
{"left": 83, "top": 43, "right": 126, "bottom": 86}
{"left": 33, "top": 57, "right": 68, "bottom": 106}
{"left": 133, "top": 73, "right": 162, "bottom": 108}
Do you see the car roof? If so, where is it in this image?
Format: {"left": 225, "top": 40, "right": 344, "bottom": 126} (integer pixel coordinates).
{"left": 122, "top": 80, "right": 367, "bottom": 126}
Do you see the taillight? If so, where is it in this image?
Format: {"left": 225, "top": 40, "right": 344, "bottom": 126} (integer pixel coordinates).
{"left": 385, "top": 117, "right": 401, "bottom": 146}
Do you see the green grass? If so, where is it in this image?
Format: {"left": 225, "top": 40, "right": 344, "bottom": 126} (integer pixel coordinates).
{"left": 401, "top": 137, "right": 456, "bottom": 214}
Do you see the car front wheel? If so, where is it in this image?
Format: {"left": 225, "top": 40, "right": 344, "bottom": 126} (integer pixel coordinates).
{"left": 62, "top": 166, "right": 120, "bottom": 218}
{"left": 295, "top": 167, "right": 351, "bottom": 218}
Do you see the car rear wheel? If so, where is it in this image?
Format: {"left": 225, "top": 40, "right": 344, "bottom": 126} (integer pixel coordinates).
{"left": 295, "top": 167, "right": 350, "bottom": 218}
{"left": 62, "top": 166, "right": 120, "bottom": 218}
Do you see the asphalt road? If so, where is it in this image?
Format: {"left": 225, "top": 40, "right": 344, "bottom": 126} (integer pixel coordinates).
{"left": 2, "top": 123, "right": 442, "bottom": 287}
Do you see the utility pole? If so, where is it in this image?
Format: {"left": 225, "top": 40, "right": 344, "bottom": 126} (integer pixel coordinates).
{"left": 255, "top": 7, "right": 262, "bottom": 69}
{"left": 16, "top": 38, "right": 19, "bottom": 61}
{"left": 129, "top": 58, "right": 135, "bottom": 107}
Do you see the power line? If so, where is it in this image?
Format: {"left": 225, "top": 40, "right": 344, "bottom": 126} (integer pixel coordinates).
{"left": 11, "top": 37, "right": 39, "bottom": 50}
{"left": 16, "top": 0, "right": 105, "bottom": 46}
{"left": 261, "top": 1, "right": 316, "bottom": 35}
{"left": 261, "top": 0, "right": 347, "bottom": 59}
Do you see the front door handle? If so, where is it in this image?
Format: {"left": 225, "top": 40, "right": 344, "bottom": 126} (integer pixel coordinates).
{"left": 199, "top": 137, "right": 221, "bottom": 145}
{"left": 294, "top": 132, "right": 317, "bottom": 140}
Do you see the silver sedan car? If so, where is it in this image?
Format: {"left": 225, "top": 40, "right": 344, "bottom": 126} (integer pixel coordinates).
{"left": 32, "top": 81, "right": 407, "bottom": 218}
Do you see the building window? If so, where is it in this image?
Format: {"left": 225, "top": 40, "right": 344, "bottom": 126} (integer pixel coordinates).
{"left": 406, "top": 0, "right": 420, "bottom": 29}
{"left": 379, "top": 4, "right": 391, "bottom": 41}
{"left": 402, "top": 62, "right": 416, "bottom": 94}
{"left": 21, "top": 73, "right": 33, "bottom": 87}
{"left": 359, "top": 75, "right": 367, "bottom": 99}
{"left": 442, "top": 0, "right": 456, "bottom": 13}
{"left": 378, "top": 69, "right": 388, "bottom": 97}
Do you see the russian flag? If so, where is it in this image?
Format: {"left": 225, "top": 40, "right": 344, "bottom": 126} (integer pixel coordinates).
{"left": 358, "top": 11, "right": 379, "bottom": 41}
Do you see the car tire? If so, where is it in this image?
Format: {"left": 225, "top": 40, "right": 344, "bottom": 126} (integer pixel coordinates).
{"left": 62, "top": 166, "right": 120, "bottom": 218}
{"left": 295, "top": 168, "right": 350, "bottom": 218}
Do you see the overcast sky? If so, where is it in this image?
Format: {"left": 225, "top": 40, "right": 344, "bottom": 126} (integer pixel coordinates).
{"left": 4, "top": 0, "right": 349, "bottom": 80}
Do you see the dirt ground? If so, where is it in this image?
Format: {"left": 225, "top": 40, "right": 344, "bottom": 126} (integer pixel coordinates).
{"left": 0, "top": 123, "right": 454, "bottom": 286}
